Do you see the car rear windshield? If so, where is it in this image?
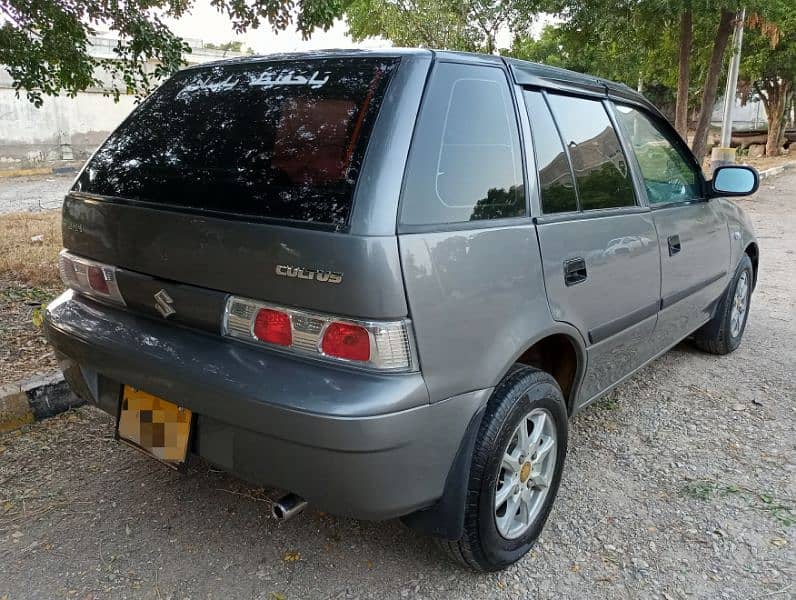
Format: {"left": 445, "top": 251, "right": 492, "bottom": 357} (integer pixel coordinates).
{"left": 74, "top": 57, "right": 399, "bottom": 228}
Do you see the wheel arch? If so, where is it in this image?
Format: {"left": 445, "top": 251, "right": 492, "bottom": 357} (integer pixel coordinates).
{"left": 402, "top": 326, "right": 586, "bottom": 541}
{"left": 744, "top": 242, "right": 759, "bottom": 289}
{"left": 503, "top": 326, "right": 587, "bottom": 416}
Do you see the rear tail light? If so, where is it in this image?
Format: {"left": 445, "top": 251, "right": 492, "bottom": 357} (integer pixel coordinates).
{"left": 87, "top": 265, "right": 110, "bottom": 295}
{"left": 321, "top": 322, "right": 370, "bottom": 361}
{"left": 224, "top": 296, "right": 415, "bottom": 371}
{"left": 59, "top": 250, "right": 125, "bottom": 306}
{"left": 253, "top": 309, "right": 293, "bottom": 346}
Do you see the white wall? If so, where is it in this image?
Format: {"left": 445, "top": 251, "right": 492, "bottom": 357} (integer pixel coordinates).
{"left": 0, "top": 34, "right": 244, "bottom": 165}
{"left": 0, "top": 87, "right": 136, "bottom": 164}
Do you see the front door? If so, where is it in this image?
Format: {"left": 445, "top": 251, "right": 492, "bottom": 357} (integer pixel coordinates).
{"left": 524, "top": 90, "right": 662, "bottom": 406}
{"left": 612, "top": 104, "right": 730, "bottom": 350}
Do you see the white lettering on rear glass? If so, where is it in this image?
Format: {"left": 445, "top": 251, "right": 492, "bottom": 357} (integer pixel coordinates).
{"left": 178, "top": 69, "right": 331, "bottom": 97}
{"left": 178, "top": 74, "right": 240, "bottom": 96}
{"left": 249, "top": 69, "right": 330, "bottom": 89}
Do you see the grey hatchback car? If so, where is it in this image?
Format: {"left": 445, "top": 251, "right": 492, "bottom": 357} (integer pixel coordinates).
{"left": 44, "top": 49, "right": 760, "bottom": 571}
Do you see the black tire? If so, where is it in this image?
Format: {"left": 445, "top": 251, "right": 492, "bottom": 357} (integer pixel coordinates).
{"left": 437, "top": 366, "right": 568, "bottom": 571}
{"left": 693, "top": 254, "right": 754, "bottom": 355}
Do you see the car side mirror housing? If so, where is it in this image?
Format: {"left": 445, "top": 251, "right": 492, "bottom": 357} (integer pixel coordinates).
{"left": 709, "top": 165, "right": 759, "bottom": 198}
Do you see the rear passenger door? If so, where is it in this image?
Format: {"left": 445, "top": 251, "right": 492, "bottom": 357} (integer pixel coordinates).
{"left": 523, "top": 90, "right": 661, "bottom": 406}
{"left": 612, "top": 104, "right": 730, "bottom": 350}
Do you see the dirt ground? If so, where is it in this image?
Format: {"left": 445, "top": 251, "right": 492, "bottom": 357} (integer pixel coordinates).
{"left": 0, "top": 210, "right": 62, "bottom": 385}
{"left": 736, "top": 152, "right": 793, "bottom": 172}
{"left": 1, "top": 173, "right": 794, "bottom": 600}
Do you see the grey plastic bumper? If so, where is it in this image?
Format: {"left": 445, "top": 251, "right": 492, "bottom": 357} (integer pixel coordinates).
{"left": 44, "top": 291, "right": 489, "bottom": 520}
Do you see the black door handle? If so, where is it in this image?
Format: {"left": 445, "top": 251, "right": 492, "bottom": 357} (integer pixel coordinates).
{"left": 668, "top": 234, "right": 681, "bottom": 256}
{"left": 564, "top": 257, "right": 587, "bottom": 286}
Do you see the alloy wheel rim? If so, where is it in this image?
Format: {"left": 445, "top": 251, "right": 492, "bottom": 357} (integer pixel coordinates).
{"left": 730, "top": 271, "right": 749, "bottom": 338}
{"left": 494, "top": 407, "right": 557, "bottom": 539}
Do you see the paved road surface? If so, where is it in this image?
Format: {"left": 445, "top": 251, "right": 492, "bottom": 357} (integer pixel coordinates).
{"left": 0, "top": 172, "right": 74, "bottom": 214}
{"left": 1, "top": 173, "right": 794, "bottom": 599}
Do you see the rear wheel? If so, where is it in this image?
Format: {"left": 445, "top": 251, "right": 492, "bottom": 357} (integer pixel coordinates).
{"left": 437, "top": 366, "right": 568, "bottom": 571}
{"left": 694, "top": 254, "right": 753, "bottom": 355}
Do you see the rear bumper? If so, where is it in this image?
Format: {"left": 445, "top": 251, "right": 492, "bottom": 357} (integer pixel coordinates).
{"left": 44, "top": 291, "right": 489, "bottom": 520}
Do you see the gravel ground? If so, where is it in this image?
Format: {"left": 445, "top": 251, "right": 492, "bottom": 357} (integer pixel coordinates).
{"left": 0, "top": 279, "right": 60, "bottom": 385}
{"left": 0, "top": 172, "right": 74, "bottom": 214}
{"left": 1, "top": 173, "right": 794, "bottom": 599}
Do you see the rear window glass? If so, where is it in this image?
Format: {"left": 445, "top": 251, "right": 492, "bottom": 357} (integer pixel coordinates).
{"left": 74, "top": 58, "right": 399, "bottom": 227}
{"left": 400, "top": 63, "right": 525, "bottom": 226}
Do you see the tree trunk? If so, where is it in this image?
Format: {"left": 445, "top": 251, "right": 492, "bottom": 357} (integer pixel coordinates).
{"left": 691, "top": 8, "right": 735, "bottom": 161}
{"left": 760, "top": 80, "right": 793, "bottom": 157}
{"left": 675, "top": 6, "right": 692, "bottom": 138}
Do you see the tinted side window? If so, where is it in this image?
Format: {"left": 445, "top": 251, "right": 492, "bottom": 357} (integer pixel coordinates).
{"left": 547, "top": 95, "right": 636, "bottom": 210}
{"left": 523, "top": 90, "right": 578, "bottom": 214}
{"left": 401, "top": 63, "right": 524, "bottom": 225}
{"left": 613, "top": 104, "right": 701, "bottom": 204}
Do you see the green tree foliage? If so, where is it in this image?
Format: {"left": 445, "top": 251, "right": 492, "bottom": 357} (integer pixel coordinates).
{"left": 512, "top": 1, "right": 792, "bottom": 158}
{"left": 203, "top": 41, "right": 255, "bottom": 54}
{"left": 346, "top": 0, "right": 472, "bottom": 49}
{"left": 740, "top": 19, "right": 795, "bottom": 155}
{"left": 346, "top": 0, "right": 538, "bottom": 53}
{"left": 0, "top": 0, "right": 347, "bottom": 106}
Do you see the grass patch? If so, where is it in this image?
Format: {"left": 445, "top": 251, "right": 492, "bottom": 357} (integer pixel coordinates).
{"left": 682, "top": 480, "right": 795, "bottom": 527}
{"left": 1, "top": 285, "right": 55, "bottom": 303}
{"left": 596, "top": 393, "right": 620, "bottom": 410}
{"left": 0, "top": 210, "right": 62, "bottom": 288}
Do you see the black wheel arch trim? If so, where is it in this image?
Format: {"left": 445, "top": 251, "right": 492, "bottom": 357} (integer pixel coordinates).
{"left": 401, "top": 403, "right": 487, "bottom": 540}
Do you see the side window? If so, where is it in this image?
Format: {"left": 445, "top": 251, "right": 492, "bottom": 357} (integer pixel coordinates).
{"left": 613, "top": 105, "right": 702, "bottom": 204}
{"left": 546, "top": 94, "right": 637, "bottom": 211}
{"left": 400, "top": 63, "right": 525, "bottom": 226}
{"left": 523, "top": 90, "right": 578, "bottom": 214}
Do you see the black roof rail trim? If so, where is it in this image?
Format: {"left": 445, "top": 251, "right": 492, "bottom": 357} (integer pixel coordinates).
{"left": 179, "top": 47, "right": 433, "bottom": 72}
{"left": 504, "top": 57, "right": 661, "bottom": 113}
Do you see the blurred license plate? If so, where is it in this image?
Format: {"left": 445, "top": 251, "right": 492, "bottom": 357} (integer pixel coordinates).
{"left": 117, "top": 386, "right": 191, "bottom": 465}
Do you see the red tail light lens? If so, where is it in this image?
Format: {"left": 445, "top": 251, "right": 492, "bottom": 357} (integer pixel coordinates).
{"left": 321, "top": 322, "right": 370, "bottom": 362}
{"left": 253, "top": 309, "right": 292, "bottom": 346}
{"left": 87, "top": 265, "right": 110, "bottom": 295}
{"left": 58, "top": 251, "right": 126, "bottom": 306}
{"left": 224, "top": 297, "right": 413, "bottom": 371}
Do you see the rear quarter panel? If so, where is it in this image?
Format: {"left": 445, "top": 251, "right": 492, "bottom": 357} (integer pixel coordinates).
{"left": 399, "top": 223, "right": 577, "bottom": 403}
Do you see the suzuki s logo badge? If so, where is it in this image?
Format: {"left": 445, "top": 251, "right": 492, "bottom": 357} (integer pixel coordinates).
{"left": 275, "top": 265, "right": 343, "bottom": 285}
{"left": 154, "top": 289, "right": 176, "bottom": 318}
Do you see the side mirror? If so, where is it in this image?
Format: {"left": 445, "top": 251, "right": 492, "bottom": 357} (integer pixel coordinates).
{"left": 709, "top": 165, "right": 759, "bottom": 198}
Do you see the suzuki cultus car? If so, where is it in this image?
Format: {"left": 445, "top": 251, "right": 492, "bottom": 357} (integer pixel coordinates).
{"left": 45, "top": 49, "right": 759, "bottom": 571}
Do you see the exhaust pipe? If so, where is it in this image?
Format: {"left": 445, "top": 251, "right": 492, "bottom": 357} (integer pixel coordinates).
{"left": 271, "top": 493, "right": 308, "bottom": 521}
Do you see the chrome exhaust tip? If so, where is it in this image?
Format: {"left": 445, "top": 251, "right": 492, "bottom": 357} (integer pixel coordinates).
{"left": 271, "top": 493, "right": 308, "bottom": 521}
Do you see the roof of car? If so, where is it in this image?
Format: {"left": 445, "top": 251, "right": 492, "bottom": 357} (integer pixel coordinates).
{"left": 186, "top": 47, "right": 651, "bottom": 109}
{"left": 503, "top": 57, "right": 645, "bottom": 102}
{"left": 183, "top": 47, "right": 432, "bottom": 70}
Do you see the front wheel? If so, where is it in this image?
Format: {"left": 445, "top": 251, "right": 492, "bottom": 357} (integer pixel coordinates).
{"left": 437, "top": 366, "right": 568, "bottom": 571}
{"left": 694, "top": 254, "right": 753, "bottom": 355}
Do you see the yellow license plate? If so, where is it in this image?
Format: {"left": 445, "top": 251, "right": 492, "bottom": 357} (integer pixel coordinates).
{"left": 118, "top": 386, "right": 192, "bottom": 465}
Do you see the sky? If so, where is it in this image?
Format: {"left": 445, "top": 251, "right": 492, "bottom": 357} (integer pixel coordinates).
{"left": 162, "top": 3, "right": 387, "bottom": 54}
{"left": 162, "top": 1, "right": 545, "bottom": 54}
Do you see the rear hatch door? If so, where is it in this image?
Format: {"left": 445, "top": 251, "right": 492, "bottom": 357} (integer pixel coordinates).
{"left": 63, "top": 55, "right": 407, "bottom": 322}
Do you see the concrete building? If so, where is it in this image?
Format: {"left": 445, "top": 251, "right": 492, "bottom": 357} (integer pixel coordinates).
{"left": 0, "top": 33, "right": 244, "bottom": 166}
{"left": 710, "top": 94, "right": 769, "bottom": 132}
